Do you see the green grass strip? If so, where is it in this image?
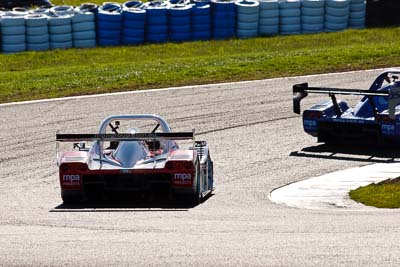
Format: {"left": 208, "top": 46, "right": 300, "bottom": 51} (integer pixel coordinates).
{"left": 349, "top": 182, "right": 400, "bottom": 208}
{"left": 1, "top": 28, "right": 400, "bottom": 103}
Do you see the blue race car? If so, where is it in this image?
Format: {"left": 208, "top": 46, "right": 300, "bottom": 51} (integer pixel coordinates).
{"left": 293, "top": 69, "right": 400, "bottom": 145}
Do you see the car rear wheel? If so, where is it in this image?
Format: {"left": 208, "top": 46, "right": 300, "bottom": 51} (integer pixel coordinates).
{"left": 189, "top": 160, "right": 202, "bottom": 205}
{"left": 207, "top": 155, "right": 214, "bottom": 190}
{"left": 61, "top": 190, "right": 83, "bottom": 204}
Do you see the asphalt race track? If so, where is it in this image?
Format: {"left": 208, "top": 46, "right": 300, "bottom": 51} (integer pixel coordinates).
{"left": 1, "top": 69, "right": 400, "bottom": 266}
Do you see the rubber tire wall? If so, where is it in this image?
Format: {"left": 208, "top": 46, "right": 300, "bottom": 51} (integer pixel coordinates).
{"left": 25, "top": 13, "right": 49, "bottom": 51}
{"left": 279, "top": 0, "right": 301, "bottom": 35}
{"left": 97, "top": 3, "right": 122, "bottom": 46}
{"left": 168, "top": 4, "right": 192, "bottom": 42}
{"left": 145, "top": 1, "right": 169, "bottom": 43}
{"left": 191, "top": 3, "right": 211, "bottom": 41}
{"left": 301, "top": 0, "right": 324, "bottom": 33}
{"left": 72, "top": 9, "right": 96, "bottom": 48}
{"left": 210, "top": 0, "right": 235, "bottom": 39}
{"left": 122, "top": 1, "right": 146, "bottom": 45}
{"left": 1, "top": 15, "right": 27, "bottom": 53}
{"left": 259, "top": 0, "right": 279, "bottom": 36}
{"left": 236, "top": 0, "right": 259, "bottom": 39}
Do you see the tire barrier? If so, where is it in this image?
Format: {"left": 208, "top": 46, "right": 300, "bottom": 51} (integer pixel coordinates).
{"left": 50, "top": 5, "right": 74, "bottom": 15}
{"left": 210, "top": 0, "right": 235, "bottom": 39}
{"left": 279, "top": 0, "right": 301, "bottom": 35}
{"left": 48, "top": 12, "right": 73, "bottom": 50}
{"left": 0, "top": 11, "right": 3, "bottom": 51}
{"left": 122, "top": 1, "right": 145, "bottom": 45}
{"left": 349, "top": 0, "right": 365, "bottom": 28}
{"left": 302, "top": 0, "right": 324, "bottom": 33}
{"left": 325, "top": 0, "right": 350, "bottom": 32}
{"left": 79, "top": 3, "right": 99, "bottom": 14}
{"left": 0, "top": 14, "right": 26, "bottom": 53}
{"left": 145, "top": 1, "right": 169, "bottom": 43}
{"left": 191, "top": 2, "right": 211, "bottom": 41}
{"left": 97, "top": 2, "right": 122, "bottom": 46}
{"left": 236, "top": 0, "right": 259, "bottom": 38}
{"left": 47, "top": 5, "right": 74, "bottom": 50}
{"left": 168, "top": 4, "right": 192, "bottom": 42}
{"left": 25, "top": 13, "right": 49, "bottom": 51}
{"left": 258, "top": 0, "right": 279, "bottom": 36}
{"left": 29, "top": 7, "right": 51, "bottom": 15}
{"left": 73, "top": 5, "right": 97, "bottom": 48}
{"left": 0, "top": 1, "right": 370, "bottom": 53}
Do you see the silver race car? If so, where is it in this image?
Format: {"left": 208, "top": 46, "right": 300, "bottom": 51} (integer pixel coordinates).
{"left": 56, "top": 114, "right": 214, "bottom": 205}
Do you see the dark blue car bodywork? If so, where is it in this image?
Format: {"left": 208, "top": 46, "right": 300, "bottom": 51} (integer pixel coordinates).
{"left": 293, "top": 70, "right": 400, "bottom": 145}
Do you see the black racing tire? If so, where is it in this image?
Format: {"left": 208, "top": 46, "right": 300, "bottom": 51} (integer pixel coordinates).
{"left": 207, "top": 155, "right": 214, "bottom": 191}
{"left": 61, "top": 190, "right": 83, "bottom": 204}
{"left": 190, "top": 160, "right": 202, "bottom": 205}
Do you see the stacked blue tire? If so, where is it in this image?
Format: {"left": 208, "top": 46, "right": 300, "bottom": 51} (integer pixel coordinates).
{"left": 145, "top": 1, "right": 169, "bottom": 43}
{"left": 0, "top": 11, "right": 3, "bottom": 52}
{"left": 25, "top": 13, "right": 49, "bottom": 51}
{"left": 325, "top": 0, "right": 350, "bottom": 32}
{"left": 211, "top": 0, "right": 235, "bottom": 39}
{"left": 349, "top": 0, "right": 365, "bottom": 29}
{"left": 301, "top": 0, "right": 325, "bottom": 34}
{"left": 97, "top": 3, "right": 122, "bottom": 46}
{"left": 235, "top": 0, "right": 259, "bottom": 39}
{"left": 258, "top": 0, "right": 279, "bottom": 36}
{"left": 72, "top": 6, "right": 96, "bottom": 48}
{"left": 1, "top": 13, "right": 26, "bottom": 53}
{"left": 168, "top": 4, "right": 192, "bottom": 42}
{"left": 48, "top": 6, "right": 74, "bottom": 49}
{"left": 78, "top": 3, "right": 99, "bottom": 15}
{"left": 279, "top": 0, "right": 301, "bottom": 35}
{"left": 191, "top": 1, "right": 211, "bottom": 41}
{"left": 122, "top": 1, "right": 145, "bottom": 45}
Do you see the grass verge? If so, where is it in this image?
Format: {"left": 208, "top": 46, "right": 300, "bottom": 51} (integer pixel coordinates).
{"left": 349, "top": 179, "right": 400, "bottom": 208}
{"left": 1, "top": 28, "right": 400, "bottom": 103}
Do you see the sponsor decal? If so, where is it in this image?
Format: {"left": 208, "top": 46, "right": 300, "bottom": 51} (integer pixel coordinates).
{"left": 382, "top": 124, "right": 395, "bottom": 135}
{"left": 62, "top": 174, "right": 81, "bottom": 186}
{"left": 303, "top": 119, "right": 317, "bottom": 131}
{"left": 173, "top": 173, "right": 192, "bottom": 185}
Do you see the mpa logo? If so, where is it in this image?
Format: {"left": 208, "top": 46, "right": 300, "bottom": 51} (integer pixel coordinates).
{"left": 174, "top": 173, "right": 192, "bottom": 185}
{"left": 62, "top": 174, "right": 80, "bottom": 185}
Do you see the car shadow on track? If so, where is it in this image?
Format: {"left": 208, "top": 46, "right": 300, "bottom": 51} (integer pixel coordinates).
{"left": 290, "top": 143, "right": 400, "bottom": 163}
{"left": 49, "top": 193, "right": 214, "bottom": 212}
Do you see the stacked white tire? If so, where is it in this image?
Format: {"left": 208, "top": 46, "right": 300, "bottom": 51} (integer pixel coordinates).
{"left": 48, "top": 6, "right": 74, "bottom": 49}
{"left": 25, "top": 14, "right": 49, "bottom": 51}
{"left": 349, "top": 0, "right": 365, "bottom": 29}
{"left": 301, "top": 0, "right": 325, "bottom": 34}
{"left": 236, "top": 0, "right": 259, "bottom": 38}
{"left": 72, "top": 9, "right": 96, "bottom": 48}
{"left": 258, "top": 0, "right": 279, "bottom": 36}
{"left": 279, "top": 0, "right": 301, "bottom": 35}
{"left": 1, "top": 14, "right": 26, "bottom": 53}
{"left": 325, "top": 0, "right": 350, "bottom": 32}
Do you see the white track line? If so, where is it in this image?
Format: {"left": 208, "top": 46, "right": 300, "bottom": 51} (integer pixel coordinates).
{"left": 0, "top": 67, "right": 391, "bottom": 108}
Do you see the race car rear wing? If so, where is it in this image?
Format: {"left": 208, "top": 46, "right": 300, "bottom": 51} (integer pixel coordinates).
{"left": 56, "top": 132, "right": 194, "bottom": 142}
{"left": 293, "top": 83, "right": 400, "bottom": 119}
{"left": 56, "top": 131, "right": 196, "bottom": 164}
